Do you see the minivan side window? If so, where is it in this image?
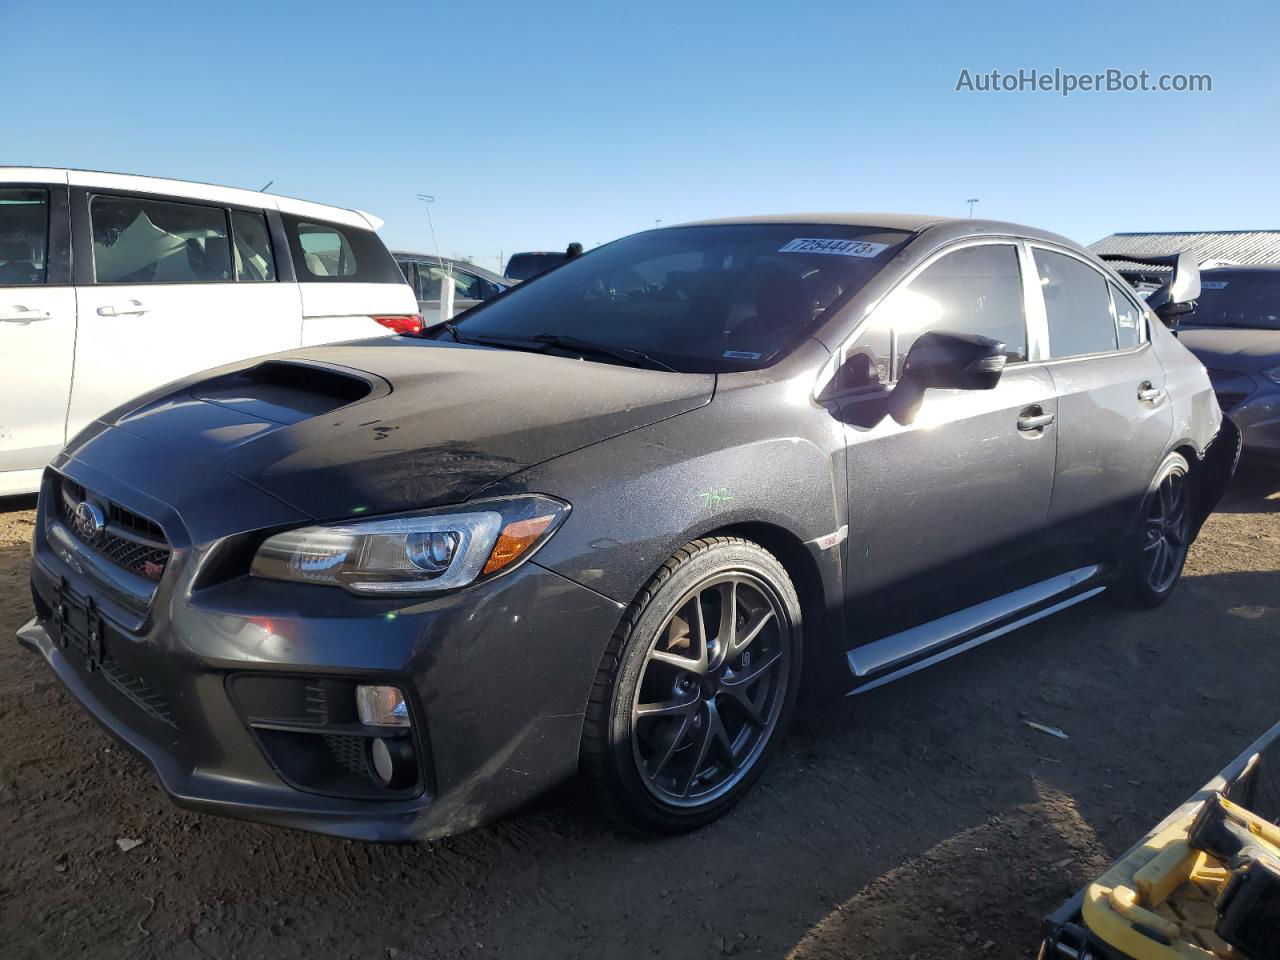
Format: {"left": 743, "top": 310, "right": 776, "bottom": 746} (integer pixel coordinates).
{"left": 1109, "top": 281, "right": 1142, "bottom": 349}
{"left": 231, "top": 210, "right": 276, "bottom": 282}
{"left": 90, "top": 195, "right": 232, "bottom": 284}
{"left": 281, "top": 215, "right": 406, "bottom": 284}
{"left": 297, "top": 223, "right": 357, "bottom": 277}
{"left": 877, "top": 243, "right": 1028, "bottom": 380}
{"left": 0, "top": 188, "right": 49, "bottom": 285}
{"left": 1034, "top": 248, "right": 1118, "bottom": 357}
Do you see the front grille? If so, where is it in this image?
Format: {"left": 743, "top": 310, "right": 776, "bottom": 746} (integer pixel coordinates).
{"left": 1215, "top": 391, "right": 1250, "bottom": 412}
{"left": 57, "top": 477, "right": 171, "bottom": 581}
{"left": 1205, "top": 368, "right": 1255, "bottom": 413}
{"left": 323, "top": 734, "right": 370, "bottom": 777}
{"left": 99, "top": 658, "right": 178, "bottom": 728}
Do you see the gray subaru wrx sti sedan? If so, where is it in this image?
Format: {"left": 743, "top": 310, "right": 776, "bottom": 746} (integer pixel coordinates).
{"left": 20, "top": 214, "right": 1238, "bottom": 841}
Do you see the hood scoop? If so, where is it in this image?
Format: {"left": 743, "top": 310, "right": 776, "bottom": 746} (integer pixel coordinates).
{"left": 190, "top": 361, "right": 385, "bottom": 425}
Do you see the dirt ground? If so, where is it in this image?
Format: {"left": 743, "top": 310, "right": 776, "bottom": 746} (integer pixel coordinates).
{"left": 0, "top": 464, "right": 1277, "bottom": 960}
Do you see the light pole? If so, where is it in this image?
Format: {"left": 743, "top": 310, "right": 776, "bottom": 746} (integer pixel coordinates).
{"left": 416, "top": 194, "right": 444, "bottom": 265}
{"left": 967, "top": 198, "right": 980, "bottom": 218}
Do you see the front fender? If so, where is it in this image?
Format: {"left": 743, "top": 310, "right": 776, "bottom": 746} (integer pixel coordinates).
{"left": 498, "top": 426, "right": 844, "bottom": 604}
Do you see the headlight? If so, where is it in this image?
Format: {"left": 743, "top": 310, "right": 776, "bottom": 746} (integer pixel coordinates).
{"left": 249, "top": 495, "right": 569, "bottom": 594}
{"left": 1262, "top": 366, "right": 1280, "bottom": 385}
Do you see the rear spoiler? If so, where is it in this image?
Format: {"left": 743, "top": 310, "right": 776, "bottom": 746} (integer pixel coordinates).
{"left": 1099, "top": 252, "right": 1201, "bottom": 328}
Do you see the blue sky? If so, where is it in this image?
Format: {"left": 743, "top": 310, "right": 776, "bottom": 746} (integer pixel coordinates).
{"left": 4, "top": 0, "right": 1278, "bottom": 272}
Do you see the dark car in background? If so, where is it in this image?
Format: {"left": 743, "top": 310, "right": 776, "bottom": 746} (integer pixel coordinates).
{"left": 1175, "top": 266, "right": 1280, "bottom": 461}
{"left": 19, "top": 214, "right": 1236, "bottom": 843}
{"left": 503, "top": 250, "right": 566, "bottom": 281}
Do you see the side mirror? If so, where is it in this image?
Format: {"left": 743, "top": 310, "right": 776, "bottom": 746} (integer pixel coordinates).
{"left": 901, "top": 330, "right": 1007, "bottom": 390}
{"left": 887, "top": 331, "right": 1006, "bottom": 425}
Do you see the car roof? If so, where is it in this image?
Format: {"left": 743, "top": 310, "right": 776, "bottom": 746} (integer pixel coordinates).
{"left": 676, "top": 212, "right": 947, "bottom": 231}
{"left": 669, "top": 212, "right": 1083, "bottom": 248}
{"left": 0, "top": 166, "right": 384, "bottom": 232}
{"left": 392, "top": 252, "right": 510, "bottom": 285}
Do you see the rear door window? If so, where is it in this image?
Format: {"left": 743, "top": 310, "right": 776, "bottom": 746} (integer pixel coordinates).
{"left": 231, "top": 210, "right": 276, "bottom": 282}
{"left": 0, "top": 188, "right": 49, "bottom": 285}
{"left": 1109, "top": 281, "right": 1142, "bottom": 349}
{"left": 282, "top": 215, "right": 405, "bottom": 283}
{"left": 90, "top": 195, "right": 232, "bottom": 284}
{"left": 1034, "top": 248, "right": 1118, "bottom": 357}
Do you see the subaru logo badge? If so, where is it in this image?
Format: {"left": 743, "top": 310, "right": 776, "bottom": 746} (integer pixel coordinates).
{"left": 73, "top": 500, "right": 107, "bottom": 541}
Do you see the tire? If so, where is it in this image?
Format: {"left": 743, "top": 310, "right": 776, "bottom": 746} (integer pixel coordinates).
{"left": 1112, "top": 452, "right": 1194, "bottom": 609}
{"left": 580, "top": 537, "right": 803, "bottom": 834}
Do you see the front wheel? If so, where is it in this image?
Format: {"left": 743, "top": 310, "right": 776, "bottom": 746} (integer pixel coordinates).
{"left": 580, "top": 537, "right": 802, "bottom": 834}
{"left": 1113, "top": 452, "right": 1193, "bottom": 608}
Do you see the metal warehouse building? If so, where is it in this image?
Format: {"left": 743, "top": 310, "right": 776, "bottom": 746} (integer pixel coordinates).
{"left": 1090, "top": 229, "right": 1280, "bottom": 274}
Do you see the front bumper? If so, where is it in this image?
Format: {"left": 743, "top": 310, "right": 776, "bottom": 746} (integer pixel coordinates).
{"left": 20, "top": 471, "right": 624, "bottom": 843}
{"left": 1213, "top": 378, "right": 1280, "bottom": 457}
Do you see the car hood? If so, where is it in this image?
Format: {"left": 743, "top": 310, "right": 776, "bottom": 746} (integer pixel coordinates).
{"left": 1178, "top": 327, "right": 1280, "bottom": 373}
{"left": 92, "top": 339, "right": 715, "bottom": 521}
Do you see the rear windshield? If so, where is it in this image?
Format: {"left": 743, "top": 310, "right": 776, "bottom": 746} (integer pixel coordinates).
{"left": 505, "top": 252, "right": 565, "bottom": 281}
{"left": 281, "top": 214, "right": 405, "bottom": 284}
{"left": 1185, "top": 274, "right": 1280, "bottom": 331}
{"left": 456, "top": 223, "right": 912, "bottom": 373}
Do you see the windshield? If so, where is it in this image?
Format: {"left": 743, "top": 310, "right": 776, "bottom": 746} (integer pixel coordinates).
{"left": 505, "top": 253, "right": 565, "bottom": 281}
{"left": 457, "top": 224, "right": 912, "bottom": 373}
{"left": 1184, "top": 274, "right": 1280, "bottom": 331}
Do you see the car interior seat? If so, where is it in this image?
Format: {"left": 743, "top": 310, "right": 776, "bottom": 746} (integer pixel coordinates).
{"left": 0, "top": 239, "right": 38, "bottom": 284}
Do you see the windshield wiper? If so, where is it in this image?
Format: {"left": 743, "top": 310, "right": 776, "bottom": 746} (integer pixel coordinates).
{"left": 423, "top": 319, "right": 465, "bottom": 342}
{"left": 432, "top": 326, "right": 678, "bottom": 372}
{"left": 530, "top": 334, "right": 677, "bottom": 372}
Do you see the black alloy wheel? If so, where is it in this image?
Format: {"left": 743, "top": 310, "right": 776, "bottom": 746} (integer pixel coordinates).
{"left": 581, "top": 537, "right": 802, "bottom": 833}
{"left": 1113, "top": 452, "right": 1193, "bottom": 609}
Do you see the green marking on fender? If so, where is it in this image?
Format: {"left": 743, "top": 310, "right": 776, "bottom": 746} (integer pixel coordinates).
{"left": 698, "top": 487, "right": 734, "bottom": 508}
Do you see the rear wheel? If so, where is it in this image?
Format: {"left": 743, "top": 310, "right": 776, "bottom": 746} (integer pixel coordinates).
{"left": 580, "top": 537, "right": 802, "bottom": 833}
{"left": 1114, "top": 453, "right": 1193, "bottom": 608}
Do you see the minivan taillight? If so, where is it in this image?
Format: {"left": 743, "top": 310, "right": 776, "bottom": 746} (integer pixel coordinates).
{"left": 373, "top": 314, "right": 423, "bottom": 335}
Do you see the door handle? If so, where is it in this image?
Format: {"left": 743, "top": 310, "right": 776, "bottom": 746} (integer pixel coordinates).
{"left": 1137, "top": 382, "right": 1166, "bottom": 404}
{"left": 0, "top": 305, "right": 51, "bottom": 323}
{"left": 97, "top": 300, "right": 149, "bottom": 317}
{"left": 1017, "top": 406, "right": 1055, "bottom": 432}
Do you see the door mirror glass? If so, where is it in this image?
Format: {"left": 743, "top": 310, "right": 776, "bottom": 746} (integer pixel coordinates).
{"left": 887, "top": 330, "right": 1007, "bottom": 425}
{"left": 900, "top": 330, "right": 1007, "bottom": 390}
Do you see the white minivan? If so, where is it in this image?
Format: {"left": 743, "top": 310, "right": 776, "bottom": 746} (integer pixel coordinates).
{"left": 0, "top": 168, "right": 420, "bottom": 496}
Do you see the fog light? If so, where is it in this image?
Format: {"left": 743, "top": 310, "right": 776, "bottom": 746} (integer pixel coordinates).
{"left": 355, "top": 685, "right": 410, "bottom": 727}
{"left": 369, "top": 736, "right": 416, "bottom": 789}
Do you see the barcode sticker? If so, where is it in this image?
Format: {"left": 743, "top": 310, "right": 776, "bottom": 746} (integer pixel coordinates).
{"left": 778, "top": 238, "right": 889, "bottom": 258}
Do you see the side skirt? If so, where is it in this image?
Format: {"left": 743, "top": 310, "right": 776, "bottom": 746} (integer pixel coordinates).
{"left": 846, "top": 566, "right": 1106, "bottom": 697}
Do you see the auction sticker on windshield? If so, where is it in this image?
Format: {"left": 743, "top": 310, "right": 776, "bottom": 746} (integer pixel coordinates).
{"left": 779, "top": 238, "right": 889, "bottom": 258}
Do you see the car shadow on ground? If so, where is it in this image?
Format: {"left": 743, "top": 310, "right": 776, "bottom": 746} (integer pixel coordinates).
{"left": 0, "top": 463, "right": 1277, "bottom": 960}
{"left": 0, "top": 493, "right": 37, "bottom": 515}
{"left": 1216, "top": 456, "right": 1280, "bottom": 513}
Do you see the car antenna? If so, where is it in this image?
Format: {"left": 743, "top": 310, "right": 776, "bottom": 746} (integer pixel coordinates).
{"left": 259, "top": 180, "right": 274, "bottom": 192}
